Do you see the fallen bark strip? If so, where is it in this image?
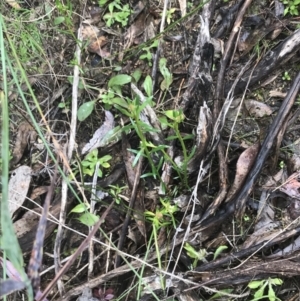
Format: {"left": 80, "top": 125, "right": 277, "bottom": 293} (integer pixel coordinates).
{"left": 179, "top": 0, "right": 215, "bottom": 110}
{"left": 205, "top": 0, "right": 253, "bottom": 225}
{"left": 193, "top": 259, "right": 300, "bottom": 287}
{"left": 198, "top": 71, "right": 300, "bottom": 231}
{"left": 194, "top": 225, "right": 300, "bottom": 272}
{"left": 227, "top": 29, "right": 300, "bottom": 96}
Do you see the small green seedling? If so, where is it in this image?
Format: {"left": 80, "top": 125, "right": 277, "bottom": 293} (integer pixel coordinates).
{"left": 184, "top": 243, "right": 208, "bottom": 268}
{"left": 184, "top": 244, "right": 228, "bottom": 269}
{"left": 248, "top": 278, "right": 283, "bottom": 301}
{"left": 70, "top": 203, "right": 100, "bottom": 227}
{"left": 282, "top": 71, "right": 291, "bottom": 81}
{"left": 102, "top": 0, "right": 131, "bottom": 27}
{"left": 164, "top": 8, "right": 177, "bottom": 25}
{"left": 108, "top": 184, "right": 127, "bottom": 204}
{"left": 282, "top": 0, "right": 300, "bottom": 15}
{"left": 139, "top": 40, "right": 159, "bottom": 66}
{"left": 79, "top": 149, "right": 112, "bottom": 177}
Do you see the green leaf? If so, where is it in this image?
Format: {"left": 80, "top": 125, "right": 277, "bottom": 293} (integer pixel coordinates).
{"left": 111, "top": 97, "right": 129, "bottom": 109}
{"left": 77, "top": 101, "right": 95, "bottom": 121}
{"left": 99, "top": 154, "right": 112, "bottom": 162}
{"left": 78, "top": 212, "right": 100, "bottom": 226}
{"left": 97, "top": 169, "right": 103, "bottom": 177}
{"left": 254, "top": 285, "right": 266, "bottom": 299}
{"left": 54, "top": 16, "right": 65, "bottom": 25}
{"left": 108, "top": 74, "right": 131, "bottom": 88}
{"left": 270, "top": 278, "right": 283, "bottom": 286}
{"left": 99, "top": 0, "right": 108, "bottom": 6}
{"left": 143, "top": 75, "right": 153, "bottom": 98}
{"left": 268, "top": 284, "right": 276, "bottom": 301}
{"left": 284, "top": 7, "right": 289, "bottom": 15}
{"left": 82, "top": 167, "right": 94, "bottom": 176}
{"left": 248, "top": 280, "right": 263, "bottom": 289}
{"left": 132, "top": 69, "right": 142, "bottom": 83}
{"left": 71, "top": 203, "right": 88, "bottom": 213}
{"left": 165, "top": 110, "right": 184, "bottom": 123}
{"left": 213, "top": 245, "right": 228, "bottom": 260}
{"left": 159, "top": 57, "right": 173, "bottom": 90}
{"left": 101, "top": 162, "right": 110, "bottom": 168}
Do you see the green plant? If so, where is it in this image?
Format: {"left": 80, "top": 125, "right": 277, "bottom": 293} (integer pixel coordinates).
{"left": 184, "top": 244, "right": 228, "bottom": 269}
{"left": 164, "top": 8, "right": 177, "bottom": 25}
{"left": 80, "top": 149, "right": 112, "bottom": 177}
{"left": 99, "top": 73, "right": 194, "bottom": 189}
{"left": 159, "top": 57, "right": 173, "bottom": 91}
{"left": 139, "top": 40, "right": 159, "bottom": 66}
{"left": 159, "top": 109, "right": 195, "bottom": 188}
{"left": 282, "top": 71, "right": 291, "bottom": 81}
{"left": 248, "top": 278, "right": 283, "bottom": 301}
{"left": 70, "top": 203, "right": 100, "bottom": 227}
{"left": 101, "top": 0, "right": 131, "bottom": 27}
{"left": 282, "top": 0, "right": 300, "bottom": 15}
{"left": 144, "top": 198, "right": 178, "bottom": 288}
{"left": 55, "top": 0, "right": 74, "bottom": 32}
{"left": 184, "top": 243, "right": 208, "bottom": 268}
{"left": 108, "top": 184, "right": 128, "bottom": 204}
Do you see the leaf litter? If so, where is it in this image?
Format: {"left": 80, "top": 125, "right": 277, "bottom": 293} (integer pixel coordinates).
{"left": 3, "top": 0, "right": 300, "bottom": 300}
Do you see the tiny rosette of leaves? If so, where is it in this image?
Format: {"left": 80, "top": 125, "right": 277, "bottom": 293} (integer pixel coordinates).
{"left": 81, "top": 150, "right": 112, "bottom": 177}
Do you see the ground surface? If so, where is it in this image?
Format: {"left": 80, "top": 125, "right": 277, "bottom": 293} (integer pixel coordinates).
{"left": 2, "top": 0, "right": 300, "bottom": 300}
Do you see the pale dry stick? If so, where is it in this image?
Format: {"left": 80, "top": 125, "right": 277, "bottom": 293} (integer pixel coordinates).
{"left": 53, "top": 14, "right": 84, "bottom": 295}
{"left": 88, "top": 162, "right": 101, "bottom": 279}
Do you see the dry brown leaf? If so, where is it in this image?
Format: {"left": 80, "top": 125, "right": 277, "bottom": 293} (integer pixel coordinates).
{"left": 87, "top": 36, "right": 109, "bottom": 57}
{"left": 122, "top": 135, "right": 137, "bottom": 188}
{"left": 245, "top": 99, "right": 273, "bottom": 117}
{"left": 29, "top": 186, "right": 49, "bottom": 200}
{"left": 14, "top": 208, "right": 41, "bottom": 237}
{"left": 279, "top": 173, "right": 300, "bottom": 199}
{"left": 8, "top": 166, "right": 32, "bottom": 217}
{"left": 124, "top": 12, "right": 147, "bottom": 49}
{"left": 81, "top": 25, "right": 99, "bottom": 40}
{"left": 11, "top": 122, "right": 37, "bottom": 166}
{"left": 5, "top": 0, "right": 21, "bottom": 9}
{"left": 225, "top": 142, "right": 260, "bottom": 201}
{"left": 81, "top": 25, "right": 111, "bottom": 58}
